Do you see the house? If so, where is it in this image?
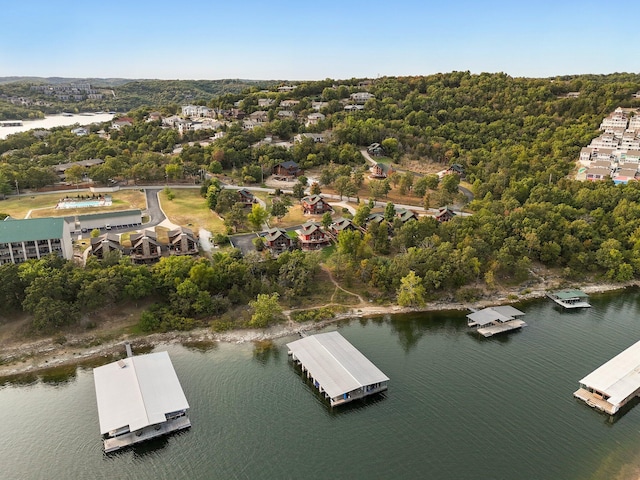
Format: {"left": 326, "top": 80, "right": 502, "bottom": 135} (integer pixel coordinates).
{"left": 128, "top": 230, "right": 163, "bottom": 264}
{"left": 181, "top": 105, "right": 212, "bottom": 118}
{"left": 90, "top": 233, "right": 124, "bottom": 260}
{"left": 297, "top": 221, "right": 331, "bottom": 250}
{"left": 277, "top": 85, "right": 296, "bottom": 92}
{"left": 262, "top": 227, "right": 293, "bottom": 254}
{"left": 329, "top": 217, "right": 362, "bottom": 236}
{"left": 301, "top": 195, "right": 332, "bottom": 215}
{"left": 579, "top": 147, "right": 594, "bottom": 164}
{"left": 446, "top": 164, "right": 465, "bottom": 176}
{"left": 71, "top": 127, "right": 89, "bottom": 136}
{"left": 395, "top": 208, "right": 418, "bottom": 223}
{"left": 237, "top": 188, "right": 257, "bottom": 206}
{"left": 367, "top": 143, "right": 385, "bottom": 157}
{"left": 280, "top": 100, "right": 299, "bottom": 108}
{"left": 600, "top": 107, "right": 629, "bottom": 131}
{"left": 613, "top": 167, "right": 638, "bottom": 185}
{"left": 147, "top": 111, "right": 162, "bottom": 122}
{"left": 624, "top": 150, "right": 640, "bottom": 163}
{"left": 277, "top": 110, "right": 295, "bottom": 119}
{"left": 344, "top": 104, "right": 365, "bottom": 112}
{"left": 370, "top": 162, "right": 392, "bottom": 179}
{"left": 435, "top": 206, "right": 457, "bottom": 222}
{"left": 306, "top": 112, "right": 325, "bottom": 126}
{"left": 311, "top": 101, "right": 328, "bottom": 111}
{"left": 365, "top": 213, "right": 386, "bottom": 227}
{"left": 249, "top": 110, "right": 269, "bottom": 123}
{"left": 0, "top": 217, "right": 73, "bottom": 265}
{"left": 168, "top": 227, "right": 198, "bottom": 256}
{"left": 258, "top": 98, "right": 275, "bottom": 108}
{"left": 294, "top": 133, "right": 325, "bottom": 143}
{"left": 586, "top": 165, "right": 612, "bottom": 181}
{"left": 272, "top": 161, "right": 302, "bottom": 179}
{"left": 54, "top": 158, "right": 104, "bottom": 180}
{"left": 350, "top": 92, "right": 375, "bottom": 104}
{"left": 111, "top": 117, "right": 134, "bottom": 130}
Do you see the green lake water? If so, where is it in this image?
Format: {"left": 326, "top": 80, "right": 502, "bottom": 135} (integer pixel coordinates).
{"left": 3, "top": 290, "right": 640, "bottom": 479}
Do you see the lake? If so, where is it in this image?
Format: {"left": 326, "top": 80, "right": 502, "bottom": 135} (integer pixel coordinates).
{"left": 2, "top": 290, "right": 640, "bottom": 479}
{"left": 0, "top": 113, "right": 115, "bottom": 139}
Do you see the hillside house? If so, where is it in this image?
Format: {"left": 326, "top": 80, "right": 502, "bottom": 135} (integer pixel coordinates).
{"left": 272, "top": 161, "right": 302, "bottom": 179}
{"left": 301, "top": 195, "right": 332, "bottom": 215}
{"left": 262, "top": 227, "right": 293, "bottom": 255}
{"left": 435, "top": 206, "right": 457, "bottom": 223}
{"left": 168, "top": 227, "right": 198, "bottom": 256}
{"left": 297, "top": 221, "right": 331, "bottom": 251}
{"left": 237, "top": 188, "right": 257, "bottom": 206}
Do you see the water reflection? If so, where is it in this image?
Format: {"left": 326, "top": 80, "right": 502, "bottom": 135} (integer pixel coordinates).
{"left": 386, "top": 310, "right": 468, "bottom": 352}
{"left": 253, "top": 340, "right": 280, "bottom": 365}
{"left": 181, "top": 340, "right": 219, "bottom": 354}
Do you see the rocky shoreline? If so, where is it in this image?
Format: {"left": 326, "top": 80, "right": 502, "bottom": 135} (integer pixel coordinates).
{"left": 0, "top": 281, "right": 634, "bottom": 382}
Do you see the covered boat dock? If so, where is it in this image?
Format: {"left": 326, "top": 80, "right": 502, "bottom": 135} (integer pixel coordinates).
{"left": 287, "top": 331, "right": 389, "bottom": 406}
{"left": 547, "top": 289, "right": 591, "bottom": 308}
{"left": 93, "top": 350, "right": 191, "bottom": 452}
{"left": 574, "top": 340, "right": 640, "bottom": 415}
{"left": 467, "top": 306, "right": 527, "bottom": 337}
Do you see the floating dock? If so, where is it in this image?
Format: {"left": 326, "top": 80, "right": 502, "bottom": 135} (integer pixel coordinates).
{"left": 93, "top": 350, "right": 191, "bottom": 452}
{"left": 574, "top": 340, "right": 640, "bottom": 415}
{"left": 467, "top": 306, "right": 527, "bottom": 337}
{"left": 287, "top": 331, "right": 389, "bottom": 407}
{"left": 547, "top": 290, "right": 591, "bottom": 309}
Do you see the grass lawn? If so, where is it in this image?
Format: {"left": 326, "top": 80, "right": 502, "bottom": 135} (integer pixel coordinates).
{"left": 159, "top": 188, "right": 226, "bottom": 233}
{"left": 1, "top": 190, "right": 147, "bottom": 219}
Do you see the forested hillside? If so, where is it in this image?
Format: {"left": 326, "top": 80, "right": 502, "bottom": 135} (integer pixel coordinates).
{"left": 2, "top": 71, "right": 640, "bottom": 334}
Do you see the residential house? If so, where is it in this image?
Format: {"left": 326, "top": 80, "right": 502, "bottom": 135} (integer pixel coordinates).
{"left": 90, "top": 233, "right": 124, "bottom": 260}
{"left": 395, "top": 208, "right": 418, "bottom": 223}
{"left": 297, "top": 221, "right": 331, "bottom": 250}
{"left": 586, "top": 160, "right": 613, "bottom": 181}
{"left": 301, "top": 195, "right": 332, "bottom": 215}
{"left": 311, "top": 101, "right": 328, "bottom": 111}
{"left": 613, "top": 167, "right": 638, "bottom": 185}
{"left": 262, "top": 227, "right": 293, "bottom": 255}
{"left": 344, "top": 104, "right": 364, "bottom": 112}
{"left": 367, "top": 143, "right": 385, "bottom": 157}
{"left": 272, "top": 161, "right": 302, "bottom": 179}
{"left": 365, "top": 213, "right": 386, "bottom": 228}
{"left": 249, "top": 110, "right": 269, "bottom": 123}
{"left": 71, "top": 127, "right": 89, "bottom": 136}
{"left": 168, "top": 227, "right": 198, "bottom": 256}
{"left": 128, "top": 231, "right": 163, "bottom": 264}
{"left": 624, "top": 150, "right": 640, "bottom": 163}
{"left": 277, "top": 85, "right": 296, "bottom": 92}
{"left": 54, "top": 158, "right": 104, "bottom": 181}
{"left": 446, "top": 164, "right": 465, "bottom": 176}
{"left": 237, "top": 188, "right": 257, "bottom": 206}
{"left": 280, "top": 100, "right": 299, "bottom": 108}
{"left": 350, "top": 92, "right": 375, "bottom": 104}
{"left": 258, "top": 98, "right": 275, "bottom": 108}
{"left": 147, "top": 111, "right": 162, "bottom": 122}
{"left": 181, "top": 105, "right": 212, "bottom": 118}
{"left": 629, "top": 116, "right": 640, "bottom": 132}
{"left": 370, "top": 162, "right": 392, "bottom": 179}
{"left": 600, "top": 108, "right": 629, "bottom": 131}
{"left": 294, "top": 133, "right": 325, "bottom": 143}
{"left": 163, "top": 115, "right": 181, "bottom": 127}
{"left": 579, "top": 147, "right": 594, "bottom": 164}
{"left": 277, "top": 110, "right": 295, "bottom": 119}
{"left": 329, "top": 217, "right": 362, "bottom": 237}
{"left": 306, "top": 112, "right": 325, "bottom": 126}
{"left": 111, "top": 117, "right": 134, "bottom": 130}
{"left": 435, "top": 206, "right": 457, "bottom": 223}
{"left": 0, "top": 217, "right": 74, "bottom": 265}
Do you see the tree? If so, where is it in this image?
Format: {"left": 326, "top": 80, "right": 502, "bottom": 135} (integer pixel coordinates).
{"left": 224, "top": 203, "right": 246, "bottom": 232}
{"left": 293, "top": 182, "right": 305, "bottom": 199}
{"left": 247, "top": 204, "right": 269, "bottom": 231}
{"left": 334, "top": 175, "right": 351, "bottom": 200}
{"left": 384, "top": 202, "right": 396, "bottom": 222}
{"left": 441, "top": 173, "right": 460, "bottom": 194}
{"left": 397, "top": 270, "right": 426, "bottom": 307}
{"left": 0, "top": 172, "right": 12, "bottom": 199}
{"left": 321, "top": 211, "right": 333, "bottom": 229}
{"left": 310, "top": 182, "right": 321, "bottom": 195}
{"left": 64, "top": 164, "right": 85, "bottom": 187}
{"left": 165, "top": 163, "right": 184, "bottom": 180}
{"left": 353, "top": 203, "right": 371, "bottom": 227}
{"left": 215, "top": 189, "right": 239, "bottom": 214}
{"left": 249, "top": 293, "right": 283, "bottom": 327}
{"left": 270, "top": 200, "right": 289, "bottom": 222}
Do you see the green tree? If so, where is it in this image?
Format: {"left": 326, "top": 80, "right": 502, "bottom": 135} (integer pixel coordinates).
{"left": 397, "top": 270, "right": 426, "bottom": 307}
{"left": 249, "top": 292, "right": 283, "bottom": 327}
{"left": 247, "top": 204, "right": 269, "bottom": 231}
{"left": 271, "top": 200, "right": 289, "bottom": 222}
{"left": 64, "top": 164, "right": 85, "bottom": 187}
{"left": 384, "top": 202, "right": 396, "bottom": 222}
{"left": 321, "top": 211, "right": 333, "bottom": 229}
{"left": 310, "top": 182, "right": 321, "bottom": 195}
{"left": 224, "top": 203, "right": 246, "bottom": 232}
{"left": 293, "top": 182, "right": 305, "bottom": 199}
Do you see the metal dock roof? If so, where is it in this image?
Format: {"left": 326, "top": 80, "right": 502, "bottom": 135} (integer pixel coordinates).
{"left": 467, "top": 306, "right": 524, "bottom": 327}
{"left": 93, "top": 351, "right": 189, "bottom": 435}
{"left": 579, "top": 340, "right": 640, "bottom": 407}
{"left": 286, "top": 331, "right": 389, "bottom": 399}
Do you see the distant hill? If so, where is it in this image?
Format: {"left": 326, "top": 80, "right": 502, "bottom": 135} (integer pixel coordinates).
{"left": 0, "top": 77, "right": 135, "bottom": 87}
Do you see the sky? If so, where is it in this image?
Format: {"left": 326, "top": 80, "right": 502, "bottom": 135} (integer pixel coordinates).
{"left": 1, "top": 0, "right": 638, "bottom": 81}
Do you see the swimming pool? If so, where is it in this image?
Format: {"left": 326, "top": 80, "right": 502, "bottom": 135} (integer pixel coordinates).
{"left": 56, "top": 199, "right": 112, "bottom": 209}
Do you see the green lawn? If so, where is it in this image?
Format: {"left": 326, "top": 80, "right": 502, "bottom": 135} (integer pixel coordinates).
{"left": 159, "top": 188, "right": 226, "bottom": 233}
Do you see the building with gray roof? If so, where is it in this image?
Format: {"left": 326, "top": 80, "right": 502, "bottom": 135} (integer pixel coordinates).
{"left": 0, "top": 217, "right": 73, "bottom": 264}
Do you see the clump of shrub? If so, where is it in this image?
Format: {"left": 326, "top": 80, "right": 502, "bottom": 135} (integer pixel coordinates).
{"left": 291, "top": 306, "right": 346, "bottom": 323}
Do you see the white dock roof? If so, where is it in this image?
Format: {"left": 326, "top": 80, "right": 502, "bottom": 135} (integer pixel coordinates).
{"left": 579, "top": 340, "right": 640, "bottom": 407}
{"left": 93, "top": 351, "right": 189, "bottom": 435}
{"left": 287, "top": 331, "right": 389, "bottom": 399}
{"left": 467, "top": 306, "right": 524, "bottom": 326}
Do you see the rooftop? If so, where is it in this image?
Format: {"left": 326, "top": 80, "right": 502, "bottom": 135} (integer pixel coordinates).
{"left": 93, "top": 351, "right": 190, "bottom": 435}
{"left": 0, "top": 217, "right": 65, "bottom": 243}
{"left": 286, "top": 331, "right": 389, "bottom": 399}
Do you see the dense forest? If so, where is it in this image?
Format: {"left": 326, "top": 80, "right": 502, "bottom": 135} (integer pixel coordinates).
{"left": 2, "top": 71, "right": 640, "bottom": 334}
{"left": 0, "top": 78, "right": 275, "bottom": 119}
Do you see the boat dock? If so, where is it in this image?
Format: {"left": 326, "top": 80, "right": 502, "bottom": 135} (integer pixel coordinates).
{"left": 467, "top": 306, "right": 527, "bottom": 337}
{"left": 547, "top": 290, "right": 591, "bottom": 308}
{"left": 574, "top": 339, "right": 640, "bottom": 415}
{"left": 0, "top": 120, "right": 23, "bottom": 127}
{"left": 287, "top": 331, "right": 389, "bottom": 407}
{"left": 93, "top": 349, "right": 191, "bottom": 452}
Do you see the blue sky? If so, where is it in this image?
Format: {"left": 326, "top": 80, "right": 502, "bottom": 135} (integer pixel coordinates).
{"left": 1, "top": 0, "right": 638, "bottom": 80}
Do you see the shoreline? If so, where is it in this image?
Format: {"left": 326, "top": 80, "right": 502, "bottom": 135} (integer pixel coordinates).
{"left": 0, "top": 281, "right": 635, "bottom": 382}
